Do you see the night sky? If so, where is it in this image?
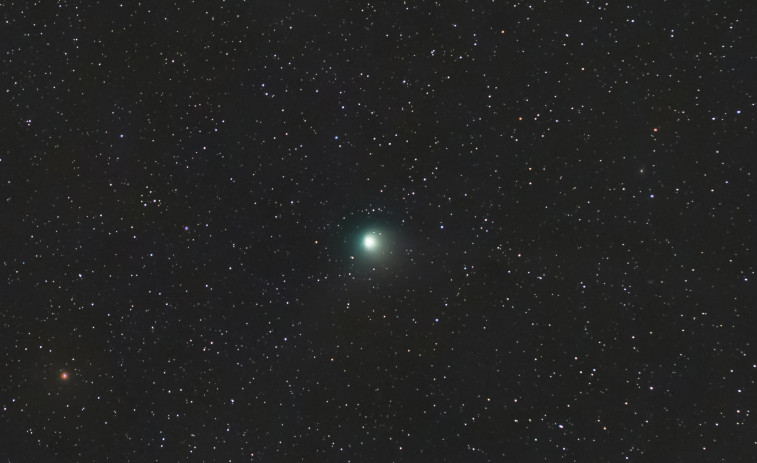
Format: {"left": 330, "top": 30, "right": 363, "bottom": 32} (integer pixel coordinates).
{"left": 1, "top": 1, "right": 755, "bottom": 461}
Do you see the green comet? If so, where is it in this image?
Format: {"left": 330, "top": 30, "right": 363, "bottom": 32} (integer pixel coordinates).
{"left": 364, "top": 234, "right": 377, "bottom": 249}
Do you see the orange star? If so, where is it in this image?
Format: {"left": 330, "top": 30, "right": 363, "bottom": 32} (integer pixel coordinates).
{"left": 61, "top": 372, "right": 69, "bottom": 380}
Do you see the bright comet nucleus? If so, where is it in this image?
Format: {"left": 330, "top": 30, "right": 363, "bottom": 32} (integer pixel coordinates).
{"left": 364, "top": 235, "right": 377, "bottom": 249}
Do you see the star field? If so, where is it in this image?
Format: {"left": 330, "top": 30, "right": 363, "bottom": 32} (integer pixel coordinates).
{"left": 1, "top": 1, "right": 755, "bottom": 461}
